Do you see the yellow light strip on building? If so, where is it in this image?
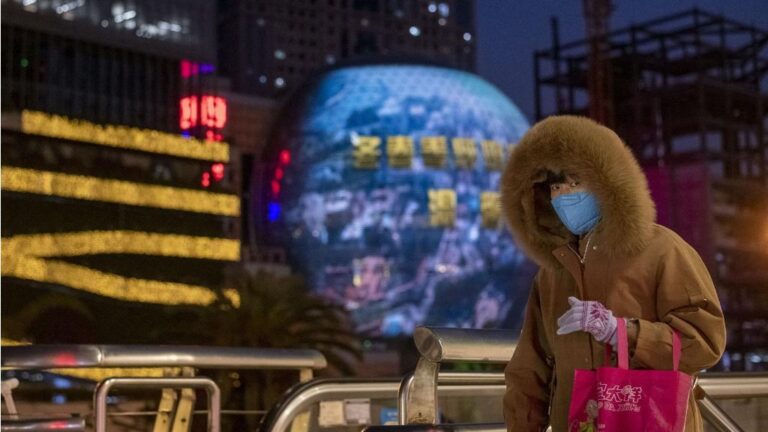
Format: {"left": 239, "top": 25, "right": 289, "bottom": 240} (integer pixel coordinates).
{"left": 48, "top": 368, "right": 180, "bottom": 381}
{"left": 2, "top": 255, "right": 240, "bottom": 307}
{"left": 3, "top": 231, "right": 240, "bottom": 261}
{"left": 2, "top": 167, "right": 240, "bottom": 216}
{"left": 1, "top": 338, "right": 30, "bottom": 346}
{"left": 21, "top": 111, "right": 229, "bottom": 162}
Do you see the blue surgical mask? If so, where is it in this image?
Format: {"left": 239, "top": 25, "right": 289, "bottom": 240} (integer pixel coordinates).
{"left": 551, "top": 192, "right": 601, "bottom": 235}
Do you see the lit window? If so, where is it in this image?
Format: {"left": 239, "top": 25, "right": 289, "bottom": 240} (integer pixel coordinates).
{"left": 438, "top": 18, "right": 447, "bottom": 26}
{"left": 438, "top": 3, "right": 450, "bottom": 17}
{"left": 325, "top": 55, "right": 336, "bottom": 64}
{"left": 409, "top": 26, "right": 420, "bottom": 37}
{"left": 55, "top": 0, "right": 85, "bottom": 15}
{"left": 361, "top": 18, "right": 369, "bottom": 27}
{"left": 259, "top": 75, "right": 268, "bottom": 84}
{"left": 427, "top": 3, "right": 437, "bottom": 13}
{"left": 463, "top": 32, "right": 472, "bottom": 42}
{"left": 257, "top": 18, "right": 266, "bottom": 27}
{"left": 274, "top": 49, "right": 286, "bottom": 60}
{"left": 275, "top": 77, "right": 286, "bottom": 88}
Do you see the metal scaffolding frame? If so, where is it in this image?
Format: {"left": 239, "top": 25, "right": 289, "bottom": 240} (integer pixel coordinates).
{"left": 534, "top": 8, "right": 768, "bottom": 366}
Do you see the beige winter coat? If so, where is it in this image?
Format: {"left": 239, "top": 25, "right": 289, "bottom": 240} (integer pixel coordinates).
{"left": 500, "top": 116, "right": 726, "bottom": 432}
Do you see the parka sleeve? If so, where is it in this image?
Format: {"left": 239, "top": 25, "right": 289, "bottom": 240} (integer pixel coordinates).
{"left": 504, "top": 273, "right": 553, "bottom": 432}
{"left": 630, "top": 237, "right": 726, "bottom": 373}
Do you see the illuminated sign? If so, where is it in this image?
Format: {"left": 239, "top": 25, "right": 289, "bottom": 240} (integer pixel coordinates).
{"left": 480, "top": 192, "right": 502, "bottom": 228}
{"left": 421, "top": 136, "right": 448, "bottom": 168}
{"left": 180, "top": 60, "right": 215, "bottom": 78}
{"left": 482, "top": 140, "right": 504, "bottom": 171}
{"left": 353, "top": 136, "right": 382, "bottom": 169}
{"left": 428, "top": 189, "right": 457, "bottom": 227}
{"left": 267, "top": 150, "right": 292, "bottom": 221}
{"left": 452, "top": 138, "right": 477, "bottom": 169}
{"left": 386, "top": 135, "right": 414, "bottom": 168}
{"left": 180, "top": 95, "right": 227, "bottom": 141}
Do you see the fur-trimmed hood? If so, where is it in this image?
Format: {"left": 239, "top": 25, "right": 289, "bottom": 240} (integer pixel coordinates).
{"left": 501, "top": 116, "right": 656, "bottom": 268}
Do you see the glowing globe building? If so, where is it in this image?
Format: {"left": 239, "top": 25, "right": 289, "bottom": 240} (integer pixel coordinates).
{"left": 262, "top": 64, "right": 535, "bottom": 337}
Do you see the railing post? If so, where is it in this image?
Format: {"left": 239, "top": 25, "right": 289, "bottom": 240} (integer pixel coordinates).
{"left": 94, "top": 377, "right": 220, "bottom": 432}
{"left": 405, "top": 358, "right": 439, "bottom": 424}
{"left": 397, "top": 372, "right": 414, "bottom": 425}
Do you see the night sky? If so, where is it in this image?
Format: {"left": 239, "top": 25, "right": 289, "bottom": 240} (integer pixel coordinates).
{"left": 476, "top": 0, "right": 768, "bottom": 123}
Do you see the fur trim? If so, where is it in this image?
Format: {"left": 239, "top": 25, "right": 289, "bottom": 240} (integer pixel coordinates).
{"left": 501, "top": 116, "right": 656, "bottom": 268}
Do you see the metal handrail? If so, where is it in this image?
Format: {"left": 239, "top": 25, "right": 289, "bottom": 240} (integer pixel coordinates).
{"left": 397, "top": 372, "right": 504, "bottom": 425}
{"left": 365, "top": 424, "right": 506, "bottom": 432}
{"left": 697, "top": 373, "right": 768, "bottom": 398}
{"left": 94, "top": 377, "right": 220, "bottom": 432}
{"left": 2, "top": 344, "right": 327, "bottom": 432}
{"left": 695, "top": 373, "right": 768, "bottom": 432}
{"left": 259, "top": 376, "right": 507, "bottom": 432}
{"left": 1, "top": 345, "right": 327, "bottom": 371}
{"left": 413, "top": 327, "right": 516, "bottom": 363}
{"left": 406, "top": 326, "right": 768, "bottom": 432}
{"left": 698, "top": 395, "right": 744, "bottom": 432}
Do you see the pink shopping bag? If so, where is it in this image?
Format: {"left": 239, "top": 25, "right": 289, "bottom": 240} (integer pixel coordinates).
{"left": 568, "top": 319, "right": 693, "bottom": 432}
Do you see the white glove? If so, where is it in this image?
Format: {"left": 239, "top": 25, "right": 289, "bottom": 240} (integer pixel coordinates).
{"left": 556, "top": 296, "right": 618, "bottom": 346}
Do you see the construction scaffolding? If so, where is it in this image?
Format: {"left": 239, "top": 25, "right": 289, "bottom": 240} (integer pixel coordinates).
{"left": 535, "top": 8, "right": 768, "bottom": 370}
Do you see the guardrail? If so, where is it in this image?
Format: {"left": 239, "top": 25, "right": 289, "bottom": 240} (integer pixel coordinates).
{"left": 3, "top": 331, "right": 765, "bottom": 432}
{"left": 365, "top": 424, "right": 506, "bottom": 432}
{"left": 2, "top": 344, "right": 327, "bottom": 432}
{"left": 402, "top": 326, "right": 768, "bottom": 432}
{"left": 258, "top": 376, "right": 506, "bottom": 432}
{"left": 2, "top": 345, "right": 326, "bottom": 376}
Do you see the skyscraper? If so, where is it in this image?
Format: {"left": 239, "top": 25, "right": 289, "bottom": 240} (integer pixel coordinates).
{"left": 1, "top": 0, "right": 240, "bottom": 344}
{"left": 218, "top": 0, "right": 476, "bottom": 98}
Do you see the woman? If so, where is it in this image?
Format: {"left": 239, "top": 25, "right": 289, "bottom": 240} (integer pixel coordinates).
{"left": 500, "top": 116, "right": 726, "bottom": 432}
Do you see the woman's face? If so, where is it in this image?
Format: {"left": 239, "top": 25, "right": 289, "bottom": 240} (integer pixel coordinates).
{"left": 549, "top": 174, "right": 587, "bottom": 200}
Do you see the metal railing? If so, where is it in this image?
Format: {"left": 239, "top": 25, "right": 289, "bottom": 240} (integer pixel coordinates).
{"left": 94, "top": 377, "right": 220, "bottom": 432}
{"left": 401, "top": 326, "right": 768, "bottom": 432}
{"left": 259, "top": 376, "right": 507, "bottom": 432}
{"left": 2, "top": 344, "right": 327, "bottom": 432}
{"left": 2, "top": 344, "right": 326, "bottom": 375}
{"left": 365, "top": 425, "right": 505, "bottom": 432}
{"left": 3, "top": 331, "right": 766, "bottom": 432}
{"left": 402, "top": 327, "right": 514, "bottom": 425}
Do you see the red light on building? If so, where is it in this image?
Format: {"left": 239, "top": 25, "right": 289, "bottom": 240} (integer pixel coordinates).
{"left": 201, "top": 96, "right": 227, "bottom": 129}
{"left": 180, "top": 60, "right": 200, "bottom": 78}
{"left": 279, "top": 150, "right": 291, "bottom": 165}
{"left": 274, "top": 167, "right": 284, "bottom": 180}
{"left": 211, "top": 163, "right": 225, "bottom": 181}
{"left": 180, "top": 96, "right": 198, "bottom": 130}
{"left": 271, "top": 180, "right": 281, "bottom": 196}
{"left": 180, "top": 95, "right": 227, "bottom": 142}
{"left": 201, "top": 172, "right": 211, "bottom": 188}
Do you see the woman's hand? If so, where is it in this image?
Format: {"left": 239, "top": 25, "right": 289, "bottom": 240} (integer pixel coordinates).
{"left": 556, "top": 296, "right": 618, "bottom": 346}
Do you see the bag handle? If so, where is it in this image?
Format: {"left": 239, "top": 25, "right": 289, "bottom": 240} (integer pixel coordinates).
{"left": 602, "top": 318, "right": 629, "bottom": 369}
{"left": 605, "top": 318, "right": 683, "bottom": 371}
{"left": 617, "top": 318, "right": 629, "bottom": 369}
{"left": 672, "top": 329, "right": 682, "bottom": 371}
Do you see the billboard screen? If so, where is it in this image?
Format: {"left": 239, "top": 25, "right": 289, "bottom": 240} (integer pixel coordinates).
{"left": 264, "top": 64, "right": 536, "bottom": 337}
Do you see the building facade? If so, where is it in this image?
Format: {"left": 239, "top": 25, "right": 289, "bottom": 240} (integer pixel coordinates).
{"left": 218, "top": 0, "right": 476, "bottom": 98}
{"left": 1, "top": 0, "right": 241, "bottom": 345}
